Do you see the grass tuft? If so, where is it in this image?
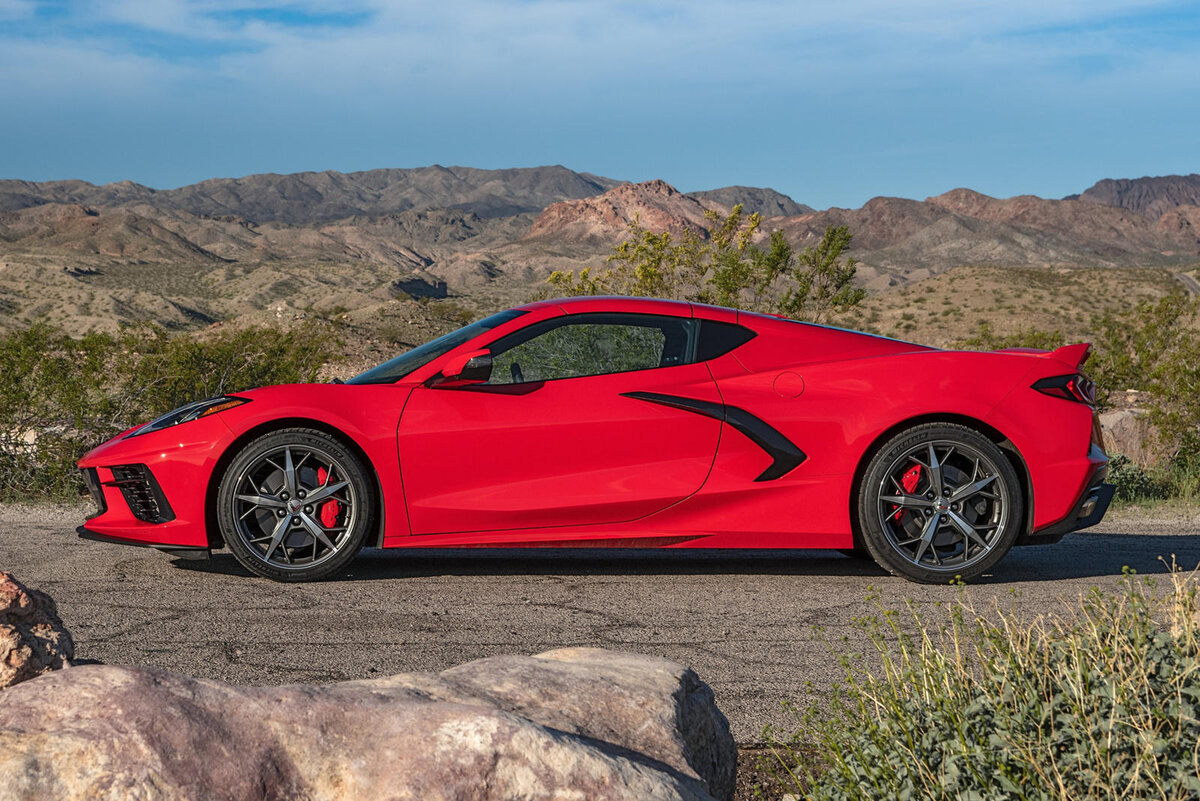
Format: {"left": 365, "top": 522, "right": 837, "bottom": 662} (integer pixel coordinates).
{"left": 768, "top": 562, "right": 1200, "bottom": 799}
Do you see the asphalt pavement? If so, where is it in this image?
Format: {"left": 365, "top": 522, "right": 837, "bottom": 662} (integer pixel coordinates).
{"left": 2, "top": 503, "right": 1198, "bottom": 742}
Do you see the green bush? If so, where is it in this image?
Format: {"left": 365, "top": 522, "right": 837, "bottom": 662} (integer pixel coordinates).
{"left": 547, "top": 207, "right": 864, "bottom": 323}
{"left": 956, "top": 298, "right": 1200, "bottom": 504}
{"left": 0, "top": 324, "right": 120, "bottom": 498}
{"left": 1108, "top": 454, "right": 1171, "bottom": 503}
{"left": 768, "top": 569, "right": 1200, "bottom": 799}
{"left": 110, "top": 323, "right": 338, "bottom": 415}
{"left": 1090, "top": 293, "right": 1200, "bottom": 461}
{"left": 956, "top": 320, "right": 1067, "bottom": 353}
{"left": 0, "top": 322, "right": 339, "bottom": 501}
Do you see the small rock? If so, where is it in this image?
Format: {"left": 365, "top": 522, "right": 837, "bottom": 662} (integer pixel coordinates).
{"left": 0, "top": 572, "right": 75, "bottom": 690}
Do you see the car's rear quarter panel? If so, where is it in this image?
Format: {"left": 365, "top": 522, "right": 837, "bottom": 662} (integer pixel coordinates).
{"left": 987, "top": 360, "right": 1106, "bottom": 531}
{"left": 669, "top": 316, "right": 1099, "bottom": 545}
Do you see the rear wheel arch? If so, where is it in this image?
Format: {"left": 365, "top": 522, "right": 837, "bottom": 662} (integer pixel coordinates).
{"left": 848, "top": 413, "right": 1034, "bottom": 549}
{"left": 205, "top": 417, "right": 386, "bottom": 550}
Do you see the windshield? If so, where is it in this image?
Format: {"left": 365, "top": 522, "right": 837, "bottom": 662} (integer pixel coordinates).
{"left": 347, "top": 309, "right": 527, "bottom": 385}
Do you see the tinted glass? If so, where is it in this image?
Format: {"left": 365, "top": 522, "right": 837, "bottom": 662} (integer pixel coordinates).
{"left": 696, "top": 319, "right": 756, "bottom": 361}
{"left": 487, "top": 313, "right": 695, "bottom": 385}
{"left": 347, "top": 309, "right": 526, "bottom": 384}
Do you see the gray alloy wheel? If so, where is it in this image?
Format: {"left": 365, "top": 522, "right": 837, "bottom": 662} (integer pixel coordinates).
{"left": 217, "top": 428, "right": 374, "bottom": 582}
{"left": 857, "top": 423, "right": 1022, "bottom": 583}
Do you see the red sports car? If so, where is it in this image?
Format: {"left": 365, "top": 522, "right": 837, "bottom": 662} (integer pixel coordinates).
{"left": 77, "top": 296, "right": 1112, "bottom": 583}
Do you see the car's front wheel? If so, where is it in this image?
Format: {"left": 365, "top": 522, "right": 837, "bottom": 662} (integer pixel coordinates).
{"left": 217, "top": 428, "right": 374, "bottom": 581}
{"left": 856, "top": 423, "right": 1022, "bottom": 583}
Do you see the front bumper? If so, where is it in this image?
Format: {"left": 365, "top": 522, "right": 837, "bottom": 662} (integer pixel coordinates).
{"left": 76, "top": 415, "right": 234, "bottom": 549}
{"left": 77, "top": 526, "right": 211, "bottom": 560}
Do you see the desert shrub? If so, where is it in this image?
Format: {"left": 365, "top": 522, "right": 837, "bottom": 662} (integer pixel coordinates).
{"left": 110, "top": 323, "right": 337, "bottom": 415}
{"left": 547, "top": 207, "right": 864, "bottom": 322}
{"left": 958, "top": 301, "right": 1200, "bottom": 503}
{"left": 0, "top": 324, "right": 122, "bottom": 498}
{"left": 768, "top": 568, "right": 1200, "bottom": 800}
{"left": 1107, "top": 454, "right": 1171, "bottom": 503}
{"left": 956, "top": 320, "right": 1067, "bottom": 352}
{"left": 1090, "top": 293, "right": 1200, "bottom": 463}
{"left": 417, "top": 298, "right": 477, "bottom": 327}
{"left": 1168, "top": 457, "right": 1200, "bottom": 505}
{"left": 0, "top": 322, "right": 339, "bottom": 501}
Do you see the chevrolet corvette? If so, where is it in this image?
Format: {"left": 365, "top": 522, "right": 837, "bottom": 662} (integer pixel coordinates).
{"left": 77, "top": 296, "right": 1112, "bottom": 583}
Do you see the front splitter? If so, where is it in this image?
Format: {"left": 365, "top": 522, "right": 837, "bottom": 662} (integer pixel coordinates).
{"left": 77, "top": 526, "right": 211, "bottom": 560}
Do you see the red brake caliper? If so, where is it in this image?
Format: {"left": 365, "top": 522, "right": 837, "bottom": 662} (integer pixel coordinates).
{"left": 316, "top": 467, "right": 340, "bottom": 528}
{"left": 894, "top": 465, "right": 922, "bottom": 521}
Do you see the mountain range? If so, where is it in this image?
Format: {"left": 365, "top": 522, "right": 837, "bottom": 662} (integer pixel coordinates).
{"left": 0, "top": 165, "right": 1197, "bottom": 336}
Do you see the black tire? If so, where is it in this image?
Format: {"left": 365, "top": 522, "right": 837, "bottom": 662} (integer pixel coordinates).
{"left": 856, "top": 423, "right": 1022, "bottom": 583}
{"left": 217, "top": 428, "right": 375, "bottom": 581}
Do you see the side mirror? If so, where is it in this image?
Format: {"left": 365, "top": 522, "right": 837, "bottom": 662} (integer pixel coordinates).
{"left": 431, "top": 348, "right": 492, "bottom": 387}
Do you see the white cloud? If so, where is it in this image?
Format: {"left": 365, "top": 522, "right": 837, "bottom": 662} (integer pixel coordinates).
{"left": 8, "top": 0, "right": 1194, "bottom": 94}
{"left": 172, "top": 0, "right": 1195, "bottom": 106}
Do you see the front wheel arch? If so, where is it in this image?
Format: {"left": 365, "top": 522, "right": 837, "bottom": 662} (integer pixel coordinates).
{"left": 847, "top": 413, "right": 1033, "bottom": 551}
{"left": 205, "top": 417, "right": 385, "bottom": 550}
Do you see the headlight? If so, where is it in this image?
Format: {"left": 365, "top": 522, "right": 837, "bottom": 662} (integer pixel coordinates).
{"left": 126, "top": 396, "right": 250, "bottom": 438}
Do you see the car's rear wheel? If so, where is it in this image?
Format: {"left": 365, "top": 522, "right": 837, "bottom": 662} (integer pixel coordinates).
{"left": 856, "top": 423, "right": 1022, "bottom": 583}
{"left": 217, "top": 428, "right": 374, "bottom": 581}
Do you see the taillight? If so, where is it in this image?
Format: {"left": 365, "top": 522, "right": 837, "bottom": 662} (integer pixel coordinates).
{"left": 1033, "top": 374, "right": 1096, "bottom": 406}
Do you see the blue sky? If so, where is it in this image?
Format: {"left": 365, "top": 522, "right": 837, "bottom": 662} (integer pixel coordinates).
{"left": 1, "top": 0, "right": 1197, "bottom": 209}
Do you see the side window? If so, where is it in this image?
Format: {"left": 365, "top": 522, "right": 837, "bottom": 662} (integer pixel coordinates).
{"left": 487, "top": 314, "right": 695, "bottom": 385}
{"left": 696, "top": 319, "right": 756, "bottom": 361}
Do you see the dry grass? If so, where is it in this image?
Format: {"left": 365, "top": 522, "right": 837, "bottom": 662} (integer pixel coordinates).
{"left": 833, "top": 265, "right": 1181, "bottom": 348}
{"left": 767, "top": 561, "right": 1200, "bottom": 799}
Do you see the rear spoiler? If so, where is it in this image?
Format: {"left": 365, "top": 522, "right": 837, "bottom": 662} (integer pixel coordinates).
{"left": 992, "top": 343, "right": 1092, "bottom": 369}
{"left": 1047, "top": 343, "right": 1092, "bottom": 369}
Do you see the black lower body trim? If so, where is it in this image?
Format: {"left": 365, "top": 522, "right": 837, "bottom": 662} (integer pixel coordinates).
{"left": 621, "top": 391, "right": 807, "bottom": 481}
{"left": 1017, "top": 469, "right": 1115, "bottom": 546}
{"left": 77, "top": 526, "right": 211, "bottom": 560}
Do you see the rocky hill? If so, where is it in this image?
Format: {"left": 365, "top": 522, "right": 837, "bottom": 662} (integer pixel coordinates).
{"left": 0, "top": 204, "right": 226, "bottom": 263}
{"left": 691, "top": 186, "right": 814, "bottom": 217}
{"left": 1, "top": 165, "right": 1197, "bottom": 336}
{"left": 1075, "top": 173, "right": 1200, "bottom": 219}
{"left": 0, "top": 165, "right": 625, "bottom": 224}
{"left": 526, "top": 179, "right": 721, "bottom": 246}
{"left": 769, "top": 186, "right": 1199, "bottom": 289}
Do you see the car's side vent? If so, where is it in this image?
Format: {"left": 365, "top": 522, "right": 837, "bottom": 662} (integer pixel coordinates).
{"left": 81, "top": 467, "right": 107, "bottom": 519}
{"left": 106, "top": 464, "right": 176, "bottom": 524}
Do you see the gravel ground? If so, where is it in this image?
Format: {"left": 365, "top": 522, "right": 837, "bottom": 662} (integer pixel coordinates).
{"left": 2, "top": 503, "right": 1198, "bottom": 751}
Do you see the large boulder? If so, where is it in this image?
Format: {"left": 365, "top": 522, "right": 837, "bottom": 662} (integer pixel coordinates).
{"left": 0, "top": 647, "right": 735, "bottom": 801}
{"left": 0, "top": 571, "right": 74, "bottom": 690}
{"left": 1099, "top": 407, "right": 1166, "bottom": 467}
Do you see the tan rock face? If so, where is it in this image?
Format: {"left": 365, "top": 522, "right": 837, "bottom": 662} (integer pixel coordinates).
{"left": 0, "top": 647, "right": 735, "bottom": 801}
{"left": 0, "top": 572, "right": 74, "bottom": 690}
{"left": 1099, "top": 408, "right": 1167, "bottom": 467}
{"left": 527, "top": 180, "right": 721, "bottom": 246}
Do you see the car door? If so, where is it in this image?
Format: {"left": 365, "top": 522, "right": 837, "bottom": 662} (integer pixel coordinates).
{"left": 397, "top": 312, "right": 723, "bottom": 535}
